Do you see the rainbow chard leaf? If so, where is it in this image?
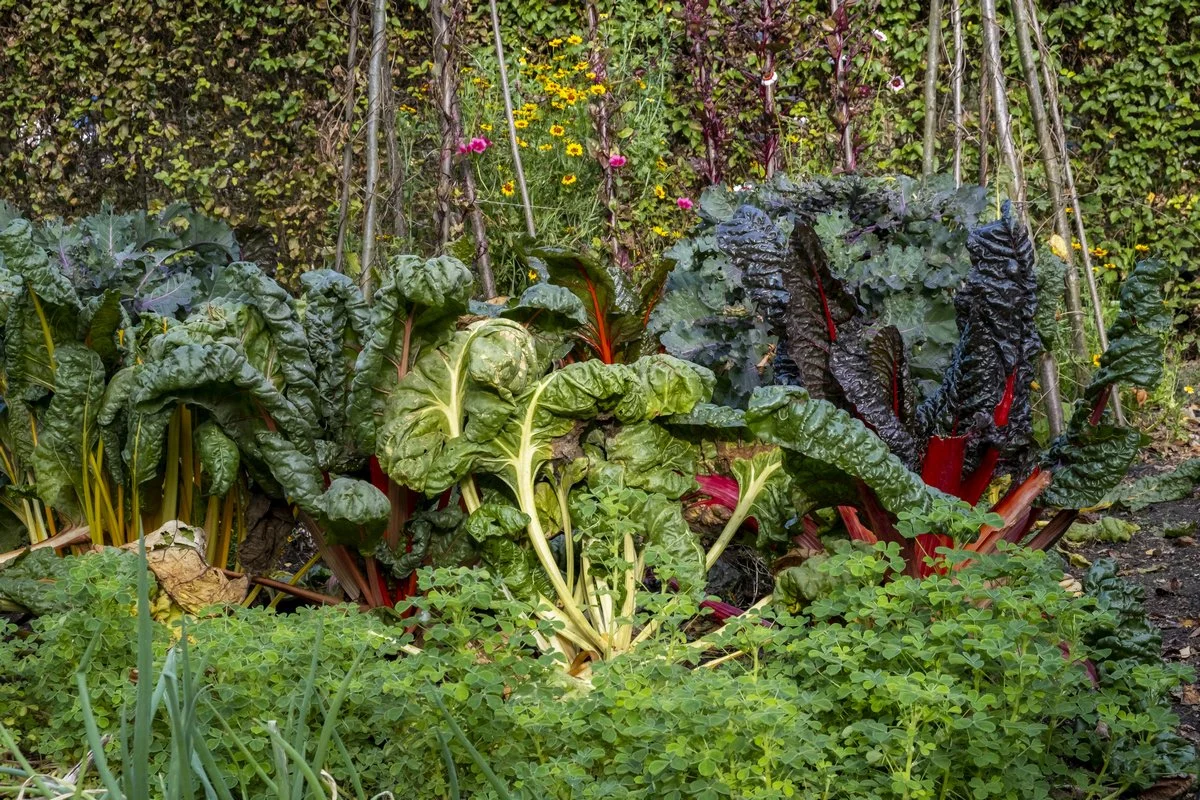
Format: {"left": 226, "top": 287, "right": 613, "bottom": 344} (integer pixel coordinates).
{"left": 1043, "top": 258, "right": 1172, "bottom": 509}
{"left": 717, "top": 205, "right": 858, "bottom": 399}
{"left": 916, "top": 204, "right": 1040, "bottom": 497}
{"left": 745, "top": 385, "right": 945, "bottom": 517}
{"left": 829, "top": 323, "right": 919, "bottom": 469}
{"left": 520, "top": 243, "right": 642, "bottom": 363}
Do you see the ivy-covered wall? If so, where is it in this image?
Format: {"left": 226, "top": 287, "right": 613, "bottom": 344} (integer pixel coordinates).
{"left": 1, "top": 0, "right": 1195, "bottom": 302}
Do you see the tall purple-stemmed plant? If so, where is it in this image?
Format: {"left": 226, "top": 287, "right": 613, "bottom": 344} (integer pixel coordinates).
{"left": 680, "top": 0, "right": 726, "bottom": 184}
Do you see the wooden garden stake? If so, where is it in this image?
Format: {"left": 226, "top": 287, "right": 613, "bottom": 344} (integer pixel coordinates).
{"left": 921, "top": 0, "right": 943, "bottom": 176}
{"left": 489, "top": 0, "right": 536, "bottom": 238}
{"left": 431, "top": 0, "right": 457, "bottom": 249}
{"left": 1009, "top": 0, "right": 1088, "bottom": 360}
{"left": 358, "top": 0, "right": 386, "bottom": 298}
{"left": 951, "top": 0, "right": 964, "bottom": 187}
{"left": 1023, "top": 0, "right": 1125, "bottom": 422}
{"left": 980, "top": 0, "right": 1064, "bottom": 436}
{"left": 586, "top": 0, "right": 631, "bottom": 272}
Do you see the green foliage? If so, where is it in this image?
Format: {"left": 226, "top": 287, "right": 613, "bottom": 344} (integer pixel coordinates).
{"left": 1, "top": 548, "right": 1193, "bottom": 798}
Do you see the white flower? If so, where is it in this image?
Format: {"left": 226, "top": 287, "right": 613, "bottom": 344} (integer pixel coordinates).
{"left": 872, "top": 29, "right": 887, "bottom": 42}
{"left": 888, "top": 75, "right": 906, "bottom": 92}
{"left": 733, "top": 183, "right": 755, "bottom": 193}
{"left": 761, "top": 70, "right": 778, "bottom": 87}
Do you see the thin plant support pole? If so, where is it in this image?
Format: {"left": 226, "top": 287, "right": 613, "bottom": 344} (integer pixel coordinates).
{"left": 431, "top": 0, "right": 457, "bottom": 248}
{"left": 977, "top": 45, "right": 990, "bottom": 186}
{"left": 951, "top": 0, "right": 964, "bottom": 187}
{"left": 488, "top": 0, "right": 536, "bottom": 238}
{"left": 1009, "top": 0, "right": 1087, "bottom": 359}
{"left": 759, "top": 0, "right": 780, "bottom": 178}
{"left": 921, "top": 0, "right": 943, "bottom": 175}
{"left": 358, "top": 0, "right": 387, "bottom": 299}
{"left": 1023, "top": 0, "right": 1124, "bottom": 421}
{"left": 981, "top": 0, "right": 1064, "bottom": 436}
{"left": 980, "top": 0, "right": 1025, "bottom": 211}
{"left": 334, "top": 0, "right": 361, "bottom": 274}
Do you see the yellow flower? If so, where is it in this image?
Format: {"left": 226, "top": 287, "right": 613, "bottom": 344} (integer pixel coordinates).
{"left": 551, "top": 101, "right": 565, "bottom": 110}
{"left": 1147, "top": 192, "right": 1157, "bottom": 203}
{"left": 501, "top": 181, "right": 515, "bottom": 197}
{"left": 1071, "top": 240, "right": 1082, "bottom": 251}
{"left": 567, "top": 34, "right": 583, "bottom": 45}
{"left": 586, "top": 71, "right": 597, "bottom": 80}
{"left": 527, "top": 269, "right": 539, "bottom": 282}
{"left": 1090, "top": 246, "right": 1108, "bottom": 258}
{"left": 538, "top": 143, "right": 553, "bottom": 151}
{"left": 549, "top": 124, "right": 566, "bottom": 137}
{"left": 522, "top": 103, "right": 538, "bottom": 112}
{"left": 1186, "top": 386, "right": 1195, "bottom": 394}
{"left": 589, "top": 84, "right": 607, "bottom": 96}
{"left": 1103, "top": 262, "right": 1116, "bottom": 270}
{"left": 544, "top": 80, "right": 560, "bottom": 93}
{"left": 561, "top": 88, "right": 580, "bottom": 103}
{"left": 654, "top": 185, "right": 666, "bottom": 199}
{"left": 518, "top": 138, "right": 529, "bottom": 148}
{"left": 1092, "top": 354, "right": 1102, "bottom": 367}
{"left": 479, "top": 123, "right": 493, "bottom": 132}
{"left": 1064, "top": 207, "right": 1073, "bottom": 214}
{"left": 1031, "top": 380, "right": 1041, "bottom": 391}
{"left": 656, "top": 158, "right": 668, "bottom": 171}
{"left": 514, "top": 119, "right": 529, "bottom": 129}
{"left": 574, "top": 61, "right": 589, "bottom": 71}
{"left": 562, "top": 174, "right": 577, "bottom": 186}
{"left": 638, "top": 79, "right": 647, "bottom": 90}
{"left": 1135, "top": 243, "right": 1150, "bottom": 253}
{"left": 549, "top": 38, "right": 563, "bottom": 47}
{"left": 786, "top": 133, "right": 800, "bottom": 144}
{"left": 566, "top": 142, "right": 583, "bottom": 157}
{"left": 652, "top": 225, "right": 668, "bottom": 237}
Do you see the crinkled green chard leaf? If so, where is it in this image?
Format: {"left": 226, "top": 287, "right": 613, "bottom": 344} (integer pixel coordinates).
{"left": 374, "top": 505, "right": 469, "bottom": 579}
{"left": 208, "top": 261, "right": 321, "bottom": 428}
{"left": 195, "top": 420, "right": 239, "bottom": 497}
{"left": 124, "top": 342, "right": 316, "bottom": 491}
{"left": 499, "top": 282, "right": 587, "bottom": 330}
{"left": 730, "top": 448, "right": 793, "bottom": 550}
{"left": 829, "top": 323, "right": 920, "bottom": 469}
{"left": 519, "top": 243, "right": 643, "bottom": 363}
{"left": 347, "top": 254, "right": 474, "bottom": 453}
{"left": 746, "top": 385, "right": 944, "bottom": 517}
{"left": 255, "top": 432, "right": 388, "bottom": 546}
{"left": 298, "top": 269, "right": 371, "bottom": 471}
{"left": 916, "top": 205, "right": 1040, "bottom": 475}
{"left": 29, "top": 344, "right": 106, "bottom": 520}
{"left": 377, "top": 319, "right": 537, "bottom": 494}
{"left": 590, "top": 421, "right": 699, "bottom": 500}
{"left": 1043, "top": 258, "right": 1172, "bottom": 509}
{"left": 717, "top": 205, "right": 858, "bottom": 398}
{"left": 1084, "top": 258, "right": 1172, "bottom": 405}
{"left": 0, "top": 219, "right": 83, "bottom": 395}
{"left": 463, "top": 502, "right": 552, "bottom": 600}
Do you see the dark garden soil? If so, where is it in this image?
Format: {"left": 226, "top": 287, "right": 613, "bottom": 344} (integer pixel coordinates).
{"left": 1072, "top": 406, "right": 1200, "bottom": 762}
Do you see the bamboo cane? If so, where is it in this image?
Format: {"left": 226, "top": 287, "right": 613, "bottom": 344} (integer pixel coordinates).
{"left": 951, "top": 0, "right": 964, "bottom": 187}
{"left": 921, "top": 0, "right": 944, "bottom": 176}
{"left": 358, "top": 0, "right": 387, "bottom": 298}
{"left": 1009, "top": 0, "right": 1088, "bottom": 360}
{"left": 980, "top": 0, "right": 1065, "bottom": 437}
{"left": 489, "top": 0, "right": 536, "bottom": 238}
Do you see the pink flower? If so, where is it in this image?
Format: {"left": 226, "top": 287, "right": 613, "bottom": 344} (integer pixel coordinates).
{"left": 676, "top": 197, "right": 694, "bottom": 211}
{"left": 888, "top": 76, "right": 906, "bottom": 92}
{"left": 469, "top": 136, "right": 492, "bottom": 154}
{"left": 608, "top": 154, "right": 627, "bottom": 168}
{"left": 456, "top": 141, "right": 469, "bottom": 155}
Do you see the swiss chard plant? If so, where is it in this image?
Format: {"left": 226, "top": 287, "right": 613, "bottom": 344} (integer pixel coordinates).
{"left": 649, "top": 174, "right": 997, "bottom": 405}
{"left": 669, "top": 195, "right": 1170, "bottom": 583}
